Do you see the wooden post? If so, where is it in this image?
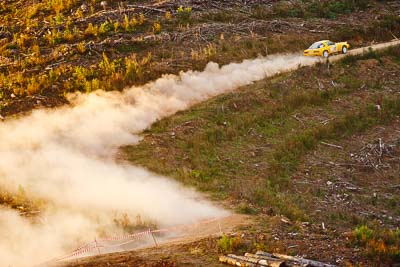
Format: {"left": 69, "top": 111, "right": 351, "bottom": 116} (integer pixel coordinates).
{"left": 150, "top": 229, "right": 158, "bottom": 247}
{"left": 95, "top": 238, "right": 101, "bottom": 255}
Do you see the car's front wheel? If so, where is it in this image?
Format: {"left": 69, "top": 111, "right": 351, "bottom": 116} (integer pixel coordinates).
{"left": 342, "top": 46, "right": 348, "bottom": 54}
{"left": 323, "top": 50, "right": 329, "bottom": 58}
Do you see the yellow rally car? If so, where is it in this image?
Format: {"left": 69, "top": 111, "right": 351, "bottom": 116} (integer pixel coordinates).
{"left": 304, "top": 40, "right": 350, "bottom": 58}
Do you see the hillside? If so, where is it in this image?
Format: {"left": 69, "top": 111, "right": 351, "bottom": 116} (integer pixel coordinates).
{"left": 60, "top": 45, "right": 400, "bottom": 267}
{"left": 0, "top": 0, "right": 399, "bottom": 117}
{"left": 118, "top": 46, "right": 400, "bottom": 266}
{"left": 0, "top": 1, "right": 399, "bottom": 267}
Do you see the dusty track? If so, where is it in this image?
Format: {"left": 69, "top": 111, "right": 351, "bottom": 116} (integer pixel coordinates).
{"left": 58, "top": 40, "right": 400, "bottom": 267}
{"left": 330, "top": 39, "right": 400, "bottom": 61}
{"left": 149, "top": 214, "right": 252, "bottom": 249}
{"left": 58, "top": 214, "right": 251, "bottom": 267}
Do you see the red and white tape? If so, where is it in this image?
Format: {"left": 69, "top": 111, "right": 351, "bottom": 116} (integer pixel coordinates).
{"left": 99, "top": 228, "right": 152, "bottom": 242}
{"left": 54, "top": 217, "right": 221, "bottom": 262}
{"left": 55, "top": 229, "right": 153, "bottom": 261}
{"left": 55, "top": 242, "right": 101, "bottom": 261}
{"left": 102, "top": 229, "right": 152, "bottom": 248}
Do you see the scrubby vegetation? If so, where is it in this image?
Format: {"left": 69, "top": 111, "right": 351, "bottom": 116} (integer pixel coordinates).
{"left": 353, "top": 225, "right": 400, "bottom": 263}
{"left": 0, "top": 185, "right": 47, "bottom": 214}
{"left": 0, "top": 0, "right": 399, "bottom": 117}
{"left": 269, "top": 0, "right": 371, "bottom": 19}
{"left": 1, "top": 1, "right": 400, "bottom": 266}
{"left": 123, "top": 47, "right": 400, "bottom": 265}
{"left": 217, "top": 234, "right": 243, "bottom": 253}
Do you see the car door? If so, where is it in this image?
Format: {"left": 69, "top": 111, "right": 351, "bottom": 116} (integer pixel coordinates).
{"left": 327, "top": 41, "right": 337, "bottom": 53}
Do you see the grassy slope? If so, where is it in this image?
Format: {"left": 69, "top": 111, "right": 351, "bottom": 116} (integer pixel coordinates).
{"left": 122, "top": 47, "right": 400, "bottom": 265}
{"left": 0, "top": 0, "right": 400, "bottom": 117}
{"left": 0, "top": 0, "right": 399, "bottom": 265}
{"left": 3, "top": 0, "right": 399, "bottom": 215}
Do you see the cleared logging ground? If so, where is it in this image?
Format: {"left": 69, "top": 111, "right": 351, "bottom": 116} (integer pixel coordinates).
{"left": 122, "top": 47, "right": 400, "bottom": 265}
{"left": 1, "top": 0, "right": 400, "bottom": 116}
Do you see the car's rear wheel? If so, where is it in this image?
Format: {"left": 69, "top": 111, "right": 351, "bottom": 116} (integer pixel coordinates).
{"left": 342, "top": 46, "right": 348, "bottom": 54}
{"left": 323, "top": 51, "right": 329, "bottom": 58}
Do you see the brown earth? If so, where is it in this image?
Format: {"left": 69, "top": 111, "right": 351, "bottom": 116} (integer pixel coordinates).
{"left": 1, "top": 0, "right": 399, "bottom": 117}
{"left": 60, "top": 214, "right": 251, "bottom": 267}
{"left": 59, "top": 43, "right": 400, "bottom": 267}
{"left": 1, "top": 1, "right": 400, "bottom": 266}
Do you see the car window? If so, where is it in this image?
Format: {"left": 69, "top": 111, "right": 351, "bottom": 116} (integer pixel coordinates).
{"left": 309, "top": 42, "right": 324, "bottom": 49}
{"left": 327, "top": 41, "right": 335, "bottom": 46}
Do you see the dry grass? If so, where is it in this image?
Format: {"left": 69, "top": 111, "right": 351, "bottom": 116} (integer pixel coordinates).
{"left": 0, "top": 1, "right": 399, "bottom": 117}
{"left": 122, "top": 47, "right": 400, "bottom": 264}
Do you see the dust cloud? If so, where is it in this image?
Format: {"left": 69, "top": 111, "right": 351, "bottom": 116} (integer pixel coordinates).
{"left": 0, "top": 54, "right": 319, "bottom": 266}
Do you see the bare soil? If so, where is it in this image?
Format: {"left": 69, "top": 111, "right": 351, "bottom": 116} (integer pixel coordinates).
{"left": 60, "top": 214, "right": 251, "bottom": 267}
{"left": 61, "top": 44, "right": 400, "bottom": 267}
{"left": 1, "top": 1, "right": 400, "bottom": 266}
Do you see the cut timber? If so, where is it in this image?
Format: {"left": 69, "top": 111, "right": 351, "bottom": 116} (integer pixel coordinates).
{"left": 256, "top": 251, "right": 336, "bottom": 267}
{"left": 320, "top": 141, "right": 343, "bottom": 150}
{"left": 244, "top": 253, "right": 283, "bottom": 262}
{"left": 219, "top": 254, "right": 285, "bottom": 267}
{"left": 221, "top": 251, "right": 336, "bottom": 267}
{"left": 273, "top": 253, "right": 336, "bottom": 267}
{"left": 219, "top": 255, "right": 254, "bottom": 267}
{"left": 126, "top": 4, "right": 167, "bottom": 13}
{"left": 230, "top": 254, "right": 285, "bottom": 267}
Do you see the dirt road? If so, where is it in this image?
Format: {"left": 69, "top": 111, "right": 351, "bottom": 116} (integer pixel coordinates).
{"left": 58, "top": 214, "right": 251, "bottom": 267}
{"left": 59, "top": 39, "right": 400, "bottom": 267}
{"left": 330, "top": 39, "right": 400, "bottom": 61}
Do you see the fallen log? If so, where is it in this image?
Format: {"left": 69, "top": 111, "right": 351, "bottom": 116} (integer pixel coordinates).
{"left": 231, "top": 254, "right": 285, "bottom": 267}
{"left": 256, "top": 251, "right": 336, "bottom": 267}
{"left": 220, "top": 251, "right": 336, "bottom": 267}
{"left": 220, "top": 254, "right": 286, "bottom": 267}
{"left": 244, "top": 253, "right": 285, "bottom": 262}
{"left": 219, "top": 255, "right": 255, "bottom": 267}
{"left": 127, "top": 4, "right": 167, "bottom": 13}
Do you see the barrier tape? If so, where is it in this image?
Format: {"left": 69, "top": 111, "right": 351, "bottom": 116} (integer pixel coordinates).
{"left": 54, "top": 217, "right": 222, "bottom": 262}
{"left": 55, "top": 242, "right": 103, "bottom": 261}
{"left": 99, "top": 228, "right": 152, "bottom": 242}
{"left": 101, "top": 229, "right": 152, "bottom": 248}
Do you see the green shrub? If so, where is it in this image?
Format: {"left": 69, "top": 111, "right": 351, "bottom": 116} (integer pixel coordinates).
{"left": 272, "top": 2, "right": 304, "bottom": 18}
{"left": 276, "top": 0, "right": 373, "bottom": 19}
{"left": 218, "top": 234, "right": 242, "bottom": 253}
{"left": 99, "top": 20, "right": 113, "bottom": 35}
{"left": 354, "top": 225, "right": 374, "bottom": 244}
{"left": 236, "top": 202, "right": 258, "bottom": 215}
{"left": 353, "top": 225, "right": 400, "bottom": 263}
{"left": 177, "top": 6, "right": 192, "bottom": 22}
{"left": 84, "top": 23, "right": 99, "bottom": 37}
